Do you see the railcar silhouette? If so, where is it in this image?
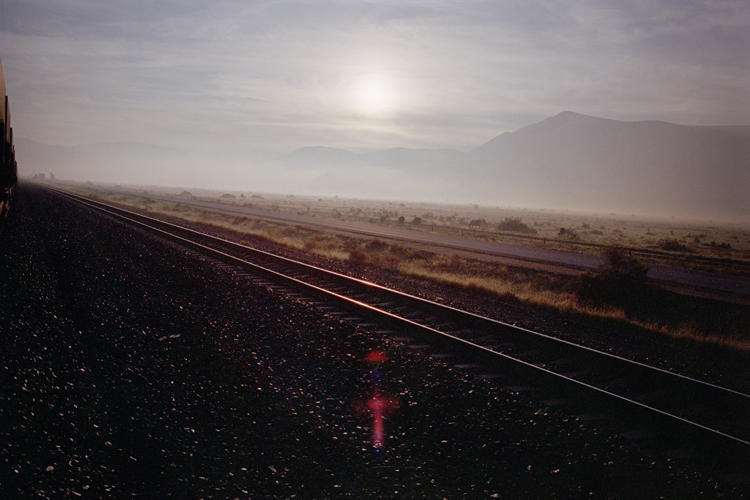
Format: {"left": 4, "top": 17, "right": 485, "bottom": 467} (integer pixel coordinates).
{"left": 0, "top": 56, "right": 18, "bottom": 218}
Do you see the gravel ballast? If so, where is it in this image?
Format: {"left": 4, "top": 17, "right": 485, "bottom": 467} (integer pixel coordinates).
{"left": 0, "top": 184, "right": 745, "bottom": 498}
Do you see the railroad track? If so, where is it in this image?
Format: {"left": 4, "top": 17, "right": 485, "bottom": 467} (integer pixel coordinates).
{"left": 49, "top": 186, "right": 750, "bottom": 479}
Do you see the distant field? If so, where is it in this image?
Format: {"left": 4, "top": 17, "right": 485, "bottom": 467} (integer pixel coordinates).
{"left": 57, "top": 181, "right": 750, "bottom": 350}
{"left": 79, "top": 182, "right": 750, "bottom": 275}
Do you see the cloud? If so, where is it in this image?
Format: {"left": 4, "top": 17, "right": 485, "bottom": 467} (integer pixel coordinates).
{"left": 2, "top": 0, "right": 749, "bottom": 160}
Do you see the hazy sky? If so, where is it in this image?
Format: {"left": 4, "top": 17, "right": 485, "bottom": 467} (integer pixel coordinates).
{"left": 2, "top": 0, "right": 749, "bottom": 160}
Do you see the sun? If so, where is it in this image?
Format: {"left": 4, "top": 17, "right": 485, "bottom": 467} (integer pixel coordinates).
{"left": 353, "top": 74, "right": 393, "bottom": 116}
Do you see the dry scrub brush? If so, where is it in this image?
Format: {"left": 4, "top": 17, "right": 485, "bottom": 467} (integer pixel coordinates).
{"left": 576, "top": 246, "right": 750, "bottom": 347}
{"left": 88, "top": 190, "right": 750, "bottom": 351}
{"left": 350, "top": 240, "right": 750, "bottom": 350}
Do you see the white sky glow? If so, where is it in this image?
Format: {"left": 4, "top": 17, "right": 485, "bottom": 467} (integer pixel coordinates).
{"left": 1, "top": 0, "right": 749, "bottom": 202}
{"left": 352, "top": 74, "right": 394, "bottom": 116}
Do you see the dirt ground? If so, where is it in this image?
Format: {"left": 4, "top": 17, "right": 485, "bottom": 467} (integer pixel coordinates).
{"left": 84, "top": 182, "right": 750, "bottom": 273}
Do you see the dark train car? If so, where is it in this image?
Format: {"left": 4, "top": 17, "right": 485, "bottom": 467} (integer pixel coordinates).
{"left": 1, "top": 55, "right": 18, "bottom": 218}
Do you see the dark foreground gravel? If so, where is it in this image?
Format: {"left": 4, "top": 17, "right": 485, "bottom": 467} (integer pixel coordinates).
{"left": 0, "top": 184, "right": 745, "bottom": 499}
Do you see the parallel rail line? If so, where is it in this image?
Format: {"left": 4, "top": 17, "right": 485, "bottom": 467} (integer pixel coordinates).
{"left": 49, "top": 186, "right": 750, "bottom": 477}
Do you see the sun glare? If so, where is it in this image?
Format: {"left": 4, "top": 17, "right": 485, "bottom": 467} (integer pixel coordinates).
{"left": 353, "top": 74, "right": 393, "bottom": 116}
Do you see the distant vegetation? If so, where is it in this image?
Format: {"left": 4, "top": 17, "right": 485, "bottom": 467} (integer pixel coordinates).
{"left": 78, "top": 185, "right": 750, "bottom": 351}
{"left": 496, "top": 217, "right": 536, "bottom": 234}
{"left": 657, "top": 238, "right": 691, "bottom": 252}
{"left": 576, "top": 246, "right": 749, "bottom": 344}
{"left": 577, "top": 246, "right": 656, "bottom": 315}
{"left": 558, "top": 227, "right": 578, "bottom": 239}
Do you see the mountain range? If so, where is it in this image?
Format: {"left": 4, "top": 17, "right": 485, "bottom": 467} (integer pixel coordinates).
{"left": 277, "top": 111, "right": 750, "bottom": 220}
{"left": 16, "top": 111, "right": 750, "bottom": 221}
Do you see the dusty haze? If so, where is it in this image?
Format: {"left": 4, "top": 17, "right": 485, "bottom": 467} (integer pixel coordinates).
{"left": 16, "top": 112, "right": 750, "bottom": 223}
{"left": 3, "top": 1, "right": 749, "bottom": 223}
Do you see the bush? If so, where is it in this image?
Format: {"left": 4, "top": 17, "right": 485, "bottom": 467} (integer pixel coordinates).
{"left": 347, "top": 249, "right": 368, "bottom": 265}
{"left": 365, "top": 239, "right": 389, "bottom": 252}
{"left": 601, "top": 246, "right": 646, "bottom": 278}
{"left": 576, "top": 246, "right": 663, "bottom": 317}
{"left": 497, "top": 217, "right": 536, "bottom": 234}
{"left": 657, "top": 238, "right": 691, "bottom": 252}
{"left": 558, "top": 227, "right": 577, "bottom": 239}
{"left": 389, "top": 244, "right": 433, "bottom": 261}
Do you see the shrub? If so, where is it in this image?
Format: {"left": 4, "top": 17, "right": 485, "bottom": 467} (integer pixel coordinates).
{"left": 342, "top": 238, "right": 359, "bottom": 253}
{"left": 497, "top": 217, "right": 536, "bottom": 234}
{"left": 365, "top": 239, "right": 389, "bottom": 252}
{"left": 707, "top": 241, "right": 732, "bottom": 249}
{"left": 601, "top": 245, "right": 646, "bottom": 278}
{"left": 347, "top": 249, "right": 368, "bottom": 265}
{"left": 658, "top": 238, "right": 691, "bottom": 252}
{"left": 389, "top": 245, "right": 433, "bottom": 261}
{"left": 576, "top": 246, "right": 663, "bottom": 317}
{"left": 558, "top": 227, "right": 577, "bottom": 239}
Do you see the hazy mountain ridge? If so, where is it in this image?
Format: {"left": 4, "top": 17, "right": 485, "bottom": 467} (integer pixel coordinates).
{"left": 16, "top": 112, "right": 750, "bottom": 221}
{"left": 278, "top": 146, "right": 359, "bottom": 167}
{"left": 278, "top": 145, "right": 465, "bottom": 171}
{"left": 462, "top": 111, "right": 750, "bottom": 216}
{"left": 276, "top": 112, "right": 748, "bottom": 219}
{"left": 703, "top": 125, "right": 750, "bottom": 140}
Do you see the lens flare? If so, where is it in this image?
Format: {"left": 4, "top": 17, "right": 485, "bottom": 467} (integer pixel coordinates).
{"left": 355, "top": 350, "right": 399, "bottom": 460}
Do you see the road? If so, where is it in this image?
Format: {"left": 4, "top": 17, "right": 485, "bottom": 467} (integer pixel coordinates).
{"left": 107, "top": 188, "right": 750, "bottom": 302}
